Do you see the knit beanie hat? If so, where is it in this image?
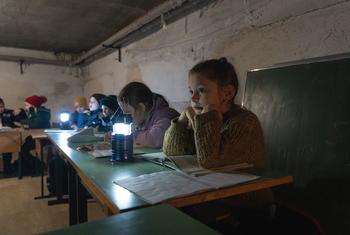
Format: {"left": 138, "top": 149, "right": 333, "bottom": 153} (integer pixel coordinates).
{"left": 90, "top": 93, "right": 106, "bottom": 106}
{"left": 74, "top": 96, "right": 88, "bottom": 109}
{"left": 25, "top": 95, "right": 47, "bottom": 107}
{"left": 101, "top": 95, "right": 119, "bottom": 111}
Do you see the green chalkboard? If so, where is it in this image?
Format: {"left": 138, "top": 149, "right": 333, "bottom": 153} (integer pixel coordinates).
{"left": 244, "top": 58, "right": 350, "bottom": 186}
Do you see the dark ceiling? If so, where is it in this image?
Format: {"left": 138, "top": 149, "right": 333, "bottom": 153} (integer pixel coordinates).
{"left": 0, "top": 0, "right": 167, "bottom": 53}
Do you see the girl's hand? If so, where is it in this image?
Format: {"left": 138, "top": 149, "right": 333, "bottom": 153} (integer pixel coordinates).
{"left": 178, "top": 107, "right": 195, "bottom": 129}
{"left": 13, "top": 108, "right": 22, "bottom": 116}
{"left": 202, "top": 104, "right": 223, "bottom": 120}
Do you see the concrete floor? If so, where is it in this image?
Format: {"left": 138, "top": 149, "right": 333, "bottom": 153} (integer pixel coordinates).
{"left": 0, "top": 176, "right": 105, "bottom": 235}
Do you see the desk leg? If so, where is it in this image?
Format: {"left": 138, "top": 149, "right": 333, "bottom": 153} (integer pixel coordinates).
{"left": 34, "top": 139, "right": 53, "bottom": 200}
{"left": 68, "top": 163, "right": 78, "bottom": 226}
{"left": 18, "top": 151, "right": 22, "bottom": 179}
{"left": 47, "top": 155, "right": 68, "bottom": 205}
{"left": 77, "top": 176, "right": 88, "bottom": 223}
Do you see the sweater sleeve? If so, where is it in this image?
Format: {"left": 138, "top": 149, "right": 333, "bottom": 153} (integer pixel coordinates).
{"left": 163, "top": 118, "right": 196, "bottom": 155}
{"left": 194, "top": 110, "right": 265, "bottom": 169}
{"left": 134, "top": 117, "right": 173, "bottom": 148}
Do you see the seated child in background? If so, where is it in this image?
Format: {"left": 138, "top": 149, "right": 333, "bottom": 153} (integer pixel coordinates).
{"left": 163, "top": 58, "right": 273, "bottom": 223}
{"left": 14, "top": 95, "right": 51, "bottom": 175}
{"left": 70, "top": 96, "right": 89, "bottom": 129}
{"left": 17, "top": 95, "right": 51, "bottom": 129}
{"left": 85, "top": 93, "right": 106, "bottom": 130}
{"left": 118, "top": 82, "right": 179, "bottom": 148}
{"left": 0, "top": 97, "right": 17, "bottom": 175}
{"left": 100, "top": 95, "right": 123, "bottom": 132}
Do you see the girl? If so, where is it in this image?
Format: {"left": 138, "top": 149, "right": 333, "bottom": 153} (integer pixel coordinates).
{"left": 85, "top": 93, "right": 106, "bottom": 129}
{"left": 163, "top": 58, "right": 265, "bottom": 170}
{"left": 163, "top": 58, "right": 273, "bottom": 224}
{"left": 100, "top": 95, "right": 123, "bottom": 132}
{"left": 118, "top": 82, "right": 179, "bottom": 148}
{"left": 19, "top": 95, "right": 51, "bottom": 129}
{"left": 15, "top": 95, "right": 51, "bottom": 176}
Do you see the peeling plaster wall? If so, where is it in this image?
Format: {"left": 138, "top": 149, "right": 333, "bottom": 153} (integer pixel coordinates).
{"left": 84, "top": 0, "right": 350, "bottom": 111}
{"left": 0, "top": 58, "right": 84, "bottom": 122}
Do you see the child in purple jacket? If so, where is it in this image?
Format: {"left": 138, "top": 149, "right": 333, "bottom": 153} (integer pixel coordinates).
{"left": 118, "top": 82, "right": 179, "bottom": 148}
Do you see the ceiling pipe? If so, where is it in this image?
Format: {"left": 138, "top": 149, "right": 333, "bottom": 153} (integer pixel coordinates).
{"left": 74, "top": 0, "right": 216, "bottom": 66}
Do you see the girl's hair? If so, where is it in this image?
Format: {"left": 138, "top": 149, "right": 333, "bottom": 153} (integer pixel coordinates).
{"left": 189, "top": 57, "right": 239, "bottom": 98}
{"left": 90, "top": 93, "right": 106, "bottom": 106}
{"left": 119, "top": 82, "right": 168, "bottom": 110}
{"left": 0, "top": 98, "right": 4, "bottom": 105}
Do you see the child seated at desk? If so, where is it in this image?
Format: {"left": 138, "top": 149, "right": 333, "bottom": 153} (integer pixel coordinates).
{"left": 118, "top": 82, "right": 179, "bottom": 148}
{"left": 70, "top": 96, "right": 89, "bottom": 129}
{"left": 100, "top": 95, "right": 123, "bottom": 132}
{"left": 0, "top": 97, "right": 17, "bottom": 175}
{"left": 163, "top": 58, "right": 273, "bottom": 225}
{"left": 85, "top": 93, "right": 106, "bottom": 130}
{"left": 14, "top": 95, "right": 51, "bottom": 175}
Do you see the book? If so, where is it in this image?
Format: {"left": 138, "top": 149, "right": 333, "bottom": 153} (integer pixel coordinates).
{"left": 67, "top": 127, "right": 104, "bottom": 143}
{"left": 76, "top": 142, "right": 152, "bottom": 158}
{"left": 137, "top": 153, "right": 254, "bottom": 176}
{"left": 114, "top": 170, "right": 259, "bottom": 204}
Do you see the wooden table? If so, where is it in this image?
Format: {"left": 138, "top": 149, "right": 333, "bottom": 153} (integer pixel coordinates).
{"left": 47, "top": 132, "right": 294, "bottom": 226}
{"left": 41, "top": 204, "right": 219, "bottom": 235}
{"left": 0, "top": 129, "right": 22, "bottom": 177}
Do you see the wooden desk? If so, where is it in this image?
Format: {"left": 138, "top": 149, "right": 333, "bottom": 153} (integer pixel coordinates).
{"left": 47, "top": 132, "right": 293, "bottom": 226}
{"left": 41, "top": 204, "right": 219, "bottom": 235}
{"left": 0, "top": 130, "right": 21, "bottom": 154}
{"left": 47, "top": 132, "right": 166, "bottom": 225}
{"left": 0, "top": 130, "right": 22, "bottom": 177}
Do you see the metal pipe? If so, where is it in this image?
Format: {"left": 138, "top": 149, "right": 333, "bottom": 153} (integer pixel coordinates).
{"left": 0, "top": 54, "right": 73, "bottom": 67}
{"left": 75, "top": 0, "right": 216, "bottom": 66}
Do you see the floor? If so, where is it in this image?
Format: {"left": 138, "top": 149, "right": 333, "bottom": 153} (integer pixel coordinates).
{"left": 0, "top": 176, "right": 105, "bottom": 235}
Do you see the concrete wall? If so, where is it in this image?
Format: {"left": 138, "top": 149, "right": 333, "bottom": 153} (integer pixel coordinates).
{"left": 0, "top": 48, "right": 84, "bottom": 122}
{"left": 83, "top": 0, "right": 350, "bottom": 111}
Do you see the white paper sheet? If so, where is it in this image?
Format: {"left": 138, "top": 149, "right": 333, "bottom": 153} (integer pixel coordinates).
{"left": 114, "top": 171, "right": 259, "bottom": 204}
{"left": 195, "top": 172, "right": 260, "bottom": 189}
{"left": 114, "top": 171, "right": 211, "bottom": 204}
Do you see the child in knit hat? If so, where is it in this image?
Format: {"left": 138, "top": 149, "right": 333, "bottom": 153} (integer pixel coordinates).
{"left": 100, "top": 95, "right": 123, "bottom": 132}
{"left": 70, "top": 96, "right": 89, "bottom": 129}
{"left": 19, "top": 95, "right": 51, "bottom": 129}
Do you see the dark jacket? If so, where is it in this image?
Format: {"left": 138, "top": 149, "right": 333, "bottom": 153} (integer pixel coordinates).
{"left": 70, "top": 111, "right": 88, "bottom": 129}
{"left": 85, "top": 109, "right": 103, "bottom": 128}
{"left": 20, "top": 106, "right": 51, "bottom": 129}
{"left": 0, "top": 109, "right": 16, "bottom": 128}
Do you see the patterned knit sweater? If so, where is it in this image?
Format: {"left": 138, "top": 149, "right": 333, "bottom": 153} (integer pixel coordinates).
{"left": 163, "top": 104, "right": 273, "bottom": 208}
{"left": 163, "top": 104, "right": 265, "bottom": 170}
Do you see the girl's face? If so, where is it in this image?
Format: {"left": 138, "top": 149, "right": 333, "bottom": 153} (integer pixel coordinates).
{"left": 89, "top": 97, "right": 99, "bottom": 111}
{"left": 119, "top": 101, "right": 147, "bottom": 125}
{"left": 74, "top": 102, "right": 85, "bottom": 113}
{"left": 188, "top": 73, "right": 234, "bottom": 115}
{"left": 24, "top": 102, "right": 34, "bottom": 111}
{"left": 102, "top": 105, "right": 114, "bottom": 117}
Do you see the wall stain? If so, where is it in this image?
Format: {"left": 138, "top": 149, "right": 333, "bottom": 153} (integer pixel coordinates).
{"left": 54, "top": 82, "right": 69, "bottom": 96}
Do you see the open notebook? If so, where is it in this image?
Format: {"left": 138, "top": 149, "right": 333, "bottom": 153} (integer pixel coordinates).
{"left": 67, "top": 128, "right": 104, "bottom": 143}
{"left": 114, "top": 171, "right": 260, "bottom": 204}
{"left": 77, "top": 142, "right": 154, "bottom": 158}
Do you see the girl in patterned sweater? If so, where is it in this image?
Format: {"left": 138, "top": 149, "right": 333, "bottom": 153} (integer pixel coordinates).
{"left": 163, "top": 58, "right": 273, "bottom": 223}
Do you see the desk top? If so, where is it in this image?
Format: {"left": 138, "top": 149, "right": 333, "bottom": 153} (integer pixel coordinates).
{"left": 47, "top": 132, "right": 293, "bottom": 215}
{"left": 47, "top": 132, "right": 169, "bottom": 214}
{"left": 41, "top": 204, "right": 219, "bottom": 235}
